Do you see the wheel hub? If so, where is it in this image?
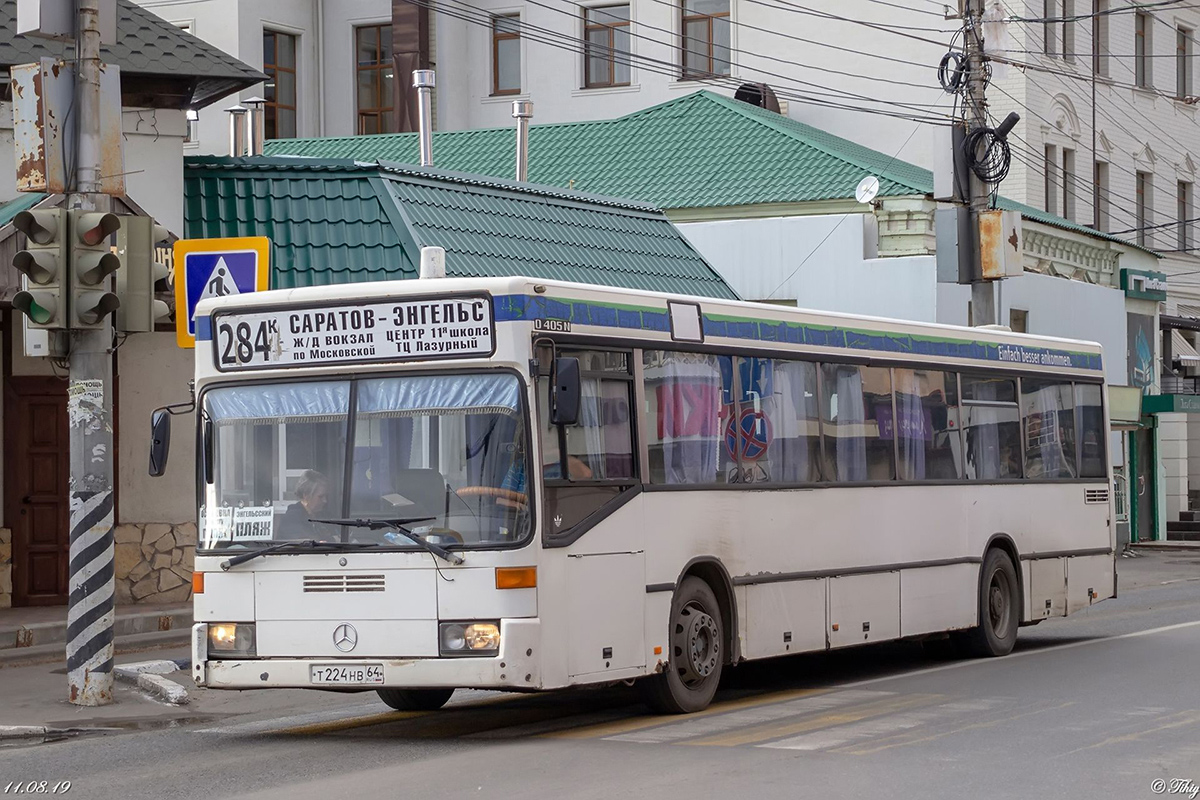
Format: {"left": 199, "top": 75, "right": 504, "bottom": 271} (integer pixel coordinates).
{"left": 677, "top": 605, "right": 719, "bottom": 686}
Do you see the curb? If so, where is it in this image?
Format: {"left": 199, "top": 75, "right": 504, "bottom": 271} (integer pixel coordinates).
{"left": 136, "top": 673, "right": 190, "bottom": 705}
{"left": 0, "top": 725, "right": 57, "bottom": 740}
{"left": 114, "top": 659, "right": 183, "bottom": 682}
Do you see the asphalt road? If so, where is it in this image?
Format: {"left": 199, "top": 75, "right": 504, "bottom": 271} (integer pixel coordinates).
{"left": 4, "top": 551, "right": 1200, "bottom": 800}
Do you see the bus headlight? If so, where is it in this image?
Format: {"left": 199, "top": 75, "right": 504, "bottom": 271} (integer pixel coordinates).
{"left": 208, "top": 623, "right": 256, "bottom": 658}
{"left": 439, "top": 622, "right": 500, "bottom": 656}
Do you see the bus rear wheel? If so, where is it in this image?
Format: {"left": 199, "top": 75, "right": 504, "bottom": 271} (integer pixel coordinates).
{"left": 961, "top": 549, "right": 1020, "bottom": 657}
{"left": 640, "top": 576, "right": 724, "bottom": 714}
{"left": 376, "top": 687, "right": 455, "bottom": 711}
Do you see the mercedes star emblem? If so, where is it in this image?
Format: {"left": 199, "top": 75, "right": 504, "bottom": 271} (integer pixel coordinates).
{"left": 333, "top": 623, "right": 358, "bottom": 652}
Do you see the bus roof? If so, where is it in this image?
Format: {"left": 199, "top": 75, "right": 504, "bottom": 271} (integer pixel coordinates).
{"left": 196, "top": 276, "right": 1105, "bottom": 376}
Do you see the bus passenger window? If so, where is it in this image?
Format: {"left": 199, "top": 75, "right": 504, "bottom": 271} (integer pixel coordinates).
{"left": 961, "top": 375, "right": 1021, "bottom": 480}
{"left": 744, "top": 358, "right": 819, "bottom": 483}
{"left": 1076, "top": 383, "right": 1107, "bottom": 478}
{"left": 1021, "top": 379, "right": 1078, "bottom": 479}
{"left": 643, "top": 350, "right": 733, "bottom": 484}
{"left": 820, "top": 364, "right": 894, "bottom": 482}
{"left": 893, "top": 369, "right": 962, "bottom": 481}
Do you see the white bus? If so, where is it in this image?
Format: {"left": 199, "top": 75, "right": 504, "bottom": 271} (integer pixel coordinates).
{"left": 151, "top": 276, "right": 1115, "bottom": 714}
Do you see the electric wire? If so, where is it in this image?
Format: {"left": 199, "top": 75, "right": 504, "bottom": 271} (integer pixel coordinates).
{"left": 1009, "top": 0, "right": 1189, "bottom": 22}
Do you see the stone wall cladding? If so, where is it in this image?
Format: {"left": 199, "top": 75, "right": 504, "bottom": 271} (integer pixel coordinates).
{"left": 0, "top": 527, "right": 12, "bottom": 609}
{"left": 114, "top": 522, "right": 197, "bottom": 605}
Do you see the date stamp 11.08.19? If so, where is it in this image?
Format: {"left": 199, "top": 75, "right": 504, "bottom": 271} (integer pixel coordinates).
{"left": 2, "top": 782, "right": 72, "bottom": 795}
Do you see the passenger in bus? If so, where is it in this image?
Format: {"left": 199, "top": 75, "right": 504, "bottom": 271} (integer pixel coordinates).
{"left": 279, "top": 470, "right": 330, "bottom": 539}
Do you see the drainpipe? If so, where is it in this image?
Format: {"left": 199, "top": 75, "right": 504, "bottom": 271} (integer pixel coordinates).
{"left": 413, "top": 70, "right": 435, "bottom": 167}
{"left": 226, "top": 105, "right": 248, "bottom": 157}
{"left": 512, "top": 100, "right": 532, "bottom": 181}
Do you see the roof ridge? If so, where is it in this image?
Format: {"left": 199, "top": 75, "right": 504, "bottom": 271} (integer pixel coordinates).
{"left": 696, "top": 91, "right": 930, "bottom": 195}
{"left": 267, "top": 115, "right": 617, "bottom": 151}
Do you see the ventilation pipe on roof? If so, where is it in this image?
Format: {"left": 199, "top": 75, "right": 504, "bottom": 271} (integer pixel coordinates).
{"left": 512, "top": 100, "right": 533, "bottom": 182}
{"left": 413, "top": 70, "right": 436, "bottom": 167}
{"left": 243, "top": 96, "right": 266, "bottom": 155}
{"left": 226, "top": 105, "right": 249, "bottom": 157}
{"left": 420, "top": 246, "right": 446, "bottom": 279}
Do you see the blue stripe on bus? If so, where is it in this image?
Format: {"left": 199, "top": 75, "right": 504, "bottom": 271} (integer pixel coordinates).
{"left": 493, "top": 294, "right": 1103, "bottom": 372}
{"left": 196, "top": 315, "right": 212, "bottom": 342}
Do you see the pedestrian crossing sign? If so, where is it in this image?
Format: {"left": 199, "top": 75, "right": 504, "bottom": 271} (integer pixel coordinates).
{"left": 173, "top": 236, "right": 270, "bottom": 348}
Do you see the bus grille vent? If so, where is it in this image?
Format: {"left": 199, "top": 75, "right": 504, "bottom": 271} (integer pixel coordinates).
{"left": 303, "top": 574, "right": 386, "bottom": 593}
{"left": 1084, "top": 489, "right": 1109, "bottom": 504}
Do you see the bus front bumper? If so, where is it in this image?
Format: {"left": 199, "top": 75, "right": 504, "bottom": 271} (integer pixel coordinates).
{"left": 194, "top": 618, "right": 542, "bottom": 690}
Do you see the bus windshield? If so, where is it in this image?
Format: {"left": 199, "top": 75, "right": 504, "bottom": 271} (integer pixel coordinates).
{"left": 199, "top": 372, "right": 531, "bottom": 550}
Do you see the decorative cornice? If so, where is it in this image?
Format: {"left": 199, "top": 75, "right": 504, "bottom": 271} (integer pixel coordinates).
{"left": 1023, "top": 227, "right": 1121, "bottom": 285}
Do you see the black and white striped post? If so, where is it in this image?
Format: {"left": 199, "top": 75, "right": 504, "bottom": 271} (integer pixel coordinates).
{"left": 66, "top": 485, "right": 115, "bottom": 705}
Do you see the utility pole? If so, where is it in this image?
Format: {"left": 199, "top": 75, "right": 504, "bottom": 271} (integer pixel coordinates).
{"left": 963, "top": 0, "right": 996, "bottom": 326}
{"left": 65, "top": 0, "right": 116, "bottom": 707}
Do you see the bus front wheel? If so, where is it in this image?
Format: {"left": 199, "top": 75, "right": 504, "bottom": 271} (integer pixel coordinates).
{"left": 640, "top": 576, "right": 724, "bottom": 714}
{"left": 376, "top": 687, "right": 455, "bottom": 711}
{"left": 961, "top": 548, "right": 1020, "bottom": 657}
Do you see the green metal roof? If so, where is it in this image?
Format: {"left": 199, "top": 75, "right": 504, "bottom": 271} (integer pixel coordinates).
{"left": 266, "top": 90, "right": 1151, "bottom": 255}
{"left": 0, "top": 193, "right": 46, "bottom": 230}
{"left": 183, "top": 156, "right": 737, "bottom": 299}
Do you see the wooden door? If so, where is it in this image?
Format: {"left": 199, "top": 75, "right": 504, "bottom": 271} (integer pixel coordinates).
{"left": 5, "top": 377, "right": 69, "bottom": 606}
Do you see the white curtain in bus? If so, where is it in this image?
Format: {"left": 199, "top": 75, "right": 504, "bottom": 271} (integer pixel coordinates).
{"left": 206, "top": 381, "right": 351, "bottom": 424}
{"left": 579, "top": 378, "right": 608, "bottom": 476}
{"left": 832, "top": 367, "right": 868, "bottom": 482}
{"left": 656, "top": 354, "right": 721, "bottom": 484}
{"left": 896, "top": 387, "right": 927, "bottom": 481}
{"left": 357, "top": 374, "right": 520, "bottom": 417}
{"left": 773, "top": 360, "right": 816, "bottom": 482}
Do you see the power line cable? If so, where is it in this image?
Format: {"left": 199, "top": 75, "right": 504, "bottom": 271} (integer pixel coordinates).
{"left": 1009, "top": 0, "right": 1189, "bottom": 22}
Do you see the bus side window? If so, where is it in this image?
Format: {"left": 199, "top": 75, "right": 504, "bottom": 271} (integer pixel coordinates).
{"left": 961, "top": 375, "right": 1022, "bottom": 480}
{"left": 820, "top": 363, "right": 895, "bottom": 482}
{"left": 1021, "top": 379, "right": 1078, "bottom": 479}
{"left": 1076, "top": 383, "right": 1107, "bottom": 478}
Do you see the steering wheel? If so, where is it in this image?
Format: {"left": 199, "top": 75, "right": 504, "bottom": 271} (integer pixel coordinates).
{"left": 454, "top": 486, "right": 529, "bottom": 509}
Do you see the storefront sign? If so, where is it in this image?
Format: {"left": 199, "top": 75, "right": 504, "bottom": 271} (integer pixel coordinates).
{"left": 1121, "top": 268, "right": 1168, "bottom": 301}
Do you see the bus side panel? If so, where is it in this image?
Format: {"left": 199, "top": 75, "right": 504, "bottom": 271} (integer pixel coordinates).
{"left": 1066, "top": 554, "right": 1116, "bottom": 613}
{"left": 1028, "top": 558, "right": 1068, "bottom": 620}
{"left": 828, "top": 573, "right": 900, "bottom": 648}
{"left": 742, "top": 579, "right": 827, "bottom": 660}
{"left": 899, "top": 564, "right": 977, "bottom": 636}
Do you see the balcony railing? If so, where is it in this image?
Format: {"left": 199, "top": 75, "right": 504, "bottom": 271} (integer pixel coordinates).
{"left": 1161, "top": 371, "right": 1200, "bottom": 395}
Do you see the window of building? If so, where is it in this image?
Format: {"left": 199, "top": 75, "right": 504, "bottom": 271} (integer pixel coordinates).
{"left": 355, "top": 24, "right": 394, "bottom": 135}
{"left": 1009, "top": 308, "right": 1029, "bottom": 333}
{"left": 1043, "top": 0, "right": 1073, "bottom": 58}
{"left": 1093, "top": 0, "right": 1108, "bottom": 76}
{"left": 1179, "top": 26, "right": 1194, "bottom": 99}
{"left": 1076, "top": 383, "right": 1107, "bottom": 478}
{"left": 1136, "top": 12, "right": 1152, "bottom": 88}
{"left": 820, "top": 364, "right": 894, "bottom": 482}
{"left": 1021, "top": 379, "right": 1077, "bottom": 479}
{"left": 584, "top": 5, "right": 631, "bottom": 88}
{"left": 492, "top": 14, "right": 522, "bottom": 95}
{"left": 1093, "top": 160, "right": 1109, "bottom": 230}
{"left": 1045, "top": 144, "right": 1058, "bottom": 213}
{"left": 892, "top": 369, "right": 962, "bottom": 481}
{"left": 681, "top": 0, "right": 730, "bottom": 79}
{"left": 1137, "top": 171, "right": 1153, "bottom": 247}
{"left": 961, "top": 375, "right": 1022, "bottom": 480}
{"left": 263, "top": 30, "right": 297, "bottom": 140}
{"left": 1180, "top": 181, "right": 1193, "bottom": 252}
{"left": 1062, "top": 0, "right": 1075, "bottom": 62}
{"left": 644, "top": 350, "right": 735, "bottom": 484}
{"left": 1062, "top": 148, "right": 1076, "bottom": 220}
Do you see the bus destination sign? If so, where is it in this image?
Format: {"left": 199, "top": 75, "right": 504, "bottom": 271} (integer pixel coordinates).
{"left": 211, "top": 295, "right": 495, "bottom": 371}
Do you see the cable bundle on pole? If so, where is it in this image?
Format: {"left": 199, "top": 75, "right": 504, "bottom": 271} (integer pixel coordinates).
{"left": 964, "top": 111, "right": 1018, "bottom": 185}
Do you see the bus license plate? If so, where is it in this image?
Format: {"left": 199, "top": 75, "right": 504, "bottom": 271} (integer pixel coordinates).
{"left": 309, "top": 664, "right": 385, "bottom": 685}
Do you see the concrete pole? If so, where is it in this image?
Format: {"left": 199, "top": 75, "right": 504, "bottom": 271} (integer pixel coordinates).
{"left": 66, "top": 0, "right": 116, "bottom": 707}
{"left": 964, "top": 0, "right": 997, "bottom": 326}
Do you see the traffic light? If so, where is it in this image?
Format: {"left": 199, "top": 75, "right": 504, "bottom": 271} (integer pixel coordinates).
{"left": 116, "top": 217, "right": 171, "bottom": 332}
{"left": 12, "top": 209, "right": 67, "bottom": 329}
{"left": 69, "top": 210, "right": 122, "bottom": 329}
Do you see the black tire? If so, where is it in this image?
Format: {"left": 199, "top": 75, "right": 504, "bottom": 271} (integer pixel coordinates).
{"left": 376, "top": 687, "right": 455, "bottom": 711}
{"left": 962, "top": 548, "right": 1020, "bottom": 657}
{"left": 639, "top": 576, "right": 724, "bottom": 714}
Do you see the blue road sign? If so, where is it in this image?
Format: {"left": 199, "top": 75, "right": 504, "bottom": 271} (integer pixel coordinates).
{"left": 173, "top": 237, "right": 269, "bottom": 348}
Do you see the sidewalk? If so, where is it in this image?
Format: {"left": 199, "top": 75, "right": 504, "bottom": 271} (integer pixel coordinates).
{"left": 0, "top": 603, "right": 192, "bottom": 667}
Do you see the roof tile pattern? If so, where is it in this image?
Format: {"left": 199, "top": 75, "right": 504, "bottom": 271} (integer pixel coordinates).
{"left": 184, "top": 157, "right": 736, "bottom": 298}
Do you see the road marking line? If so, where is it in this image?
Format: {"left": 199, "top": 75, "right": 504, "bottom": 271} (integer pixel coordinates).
{"left": 683, "top": 693, "right": 944, "bottom": 748}
{"left": 541, "top": 685, "right": 834, "bottom": 740}
{"left": 1061, "top": 710, "right": 1200, "bottom": 755}
{"left": 278, "top": 710, "right": 429, "bottom": 736}
{"left": 837, "top": 619, "right": 1200, "bottom": 691}
{"left": 605, "top": 690, "right": 893, "bottom": 745}
{"left": 841, "top": 701, "right": 1075, "bottom": 755}
{"left": 760, "top": 699, "right": 998, "bottom": 752}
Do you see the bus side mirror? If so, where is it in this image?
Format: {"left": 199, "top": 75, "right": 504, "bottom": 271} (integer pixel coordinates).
{"left": 149, "top": 408, "right": 171, "bottom": 477}
{"left": 551, "top": 357, "right": 581, "bottom": 426}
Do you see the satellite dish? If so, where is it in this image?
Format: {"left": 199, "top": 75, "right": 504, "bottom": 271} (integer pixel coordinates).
{"left": 855, "top": 175, "right": 881, "bottom": 205}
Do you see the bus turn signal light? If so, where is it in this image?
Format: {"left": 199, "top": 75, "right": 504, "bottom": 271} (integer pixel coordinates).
{"left": 192, "top": 572, "right": 205, "bottom": 594}
{"left": 495, "top": 567, "right": 537, "bottom": 590}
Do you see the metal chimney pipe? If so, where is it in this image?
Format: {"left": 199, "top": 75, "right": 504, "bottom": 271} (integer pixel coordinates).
{"left": 413, "top": 70, "right": 436, "bottom": 167}
{"left": 512, "top": 100, "right": 533, "bottom": 181}
{"left": 226, "top": 105, "right": 248, "bottom": 157}
{"left": 420, "top": 245, "right": 446, "bottom": 279}
{"left": 243, "top": 96, "right": 266, "bottom": 155}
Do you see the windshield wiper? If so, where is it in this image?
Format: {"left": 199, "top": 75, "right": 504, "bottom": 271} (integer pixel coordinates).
{"left": 217, "top": 539, "right": 376, "bottom": 571}
{"left": 311, "top": 517, "right": 463, "bottom": 565}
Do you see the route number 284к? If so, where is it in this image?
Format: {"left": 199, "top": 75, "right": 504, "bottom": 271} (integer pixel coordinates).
{"left": 216, "top": 319, "right": 277, "bottom": 366}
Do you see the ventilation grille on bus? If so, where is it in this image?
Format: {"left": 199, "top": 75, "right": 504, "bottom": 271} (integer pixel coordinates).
{"left": 302, "top": 574, "right": 386, "bottom": 593}
{"left": 1085, "top": 489, "right": 1109, "bottom": 504}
